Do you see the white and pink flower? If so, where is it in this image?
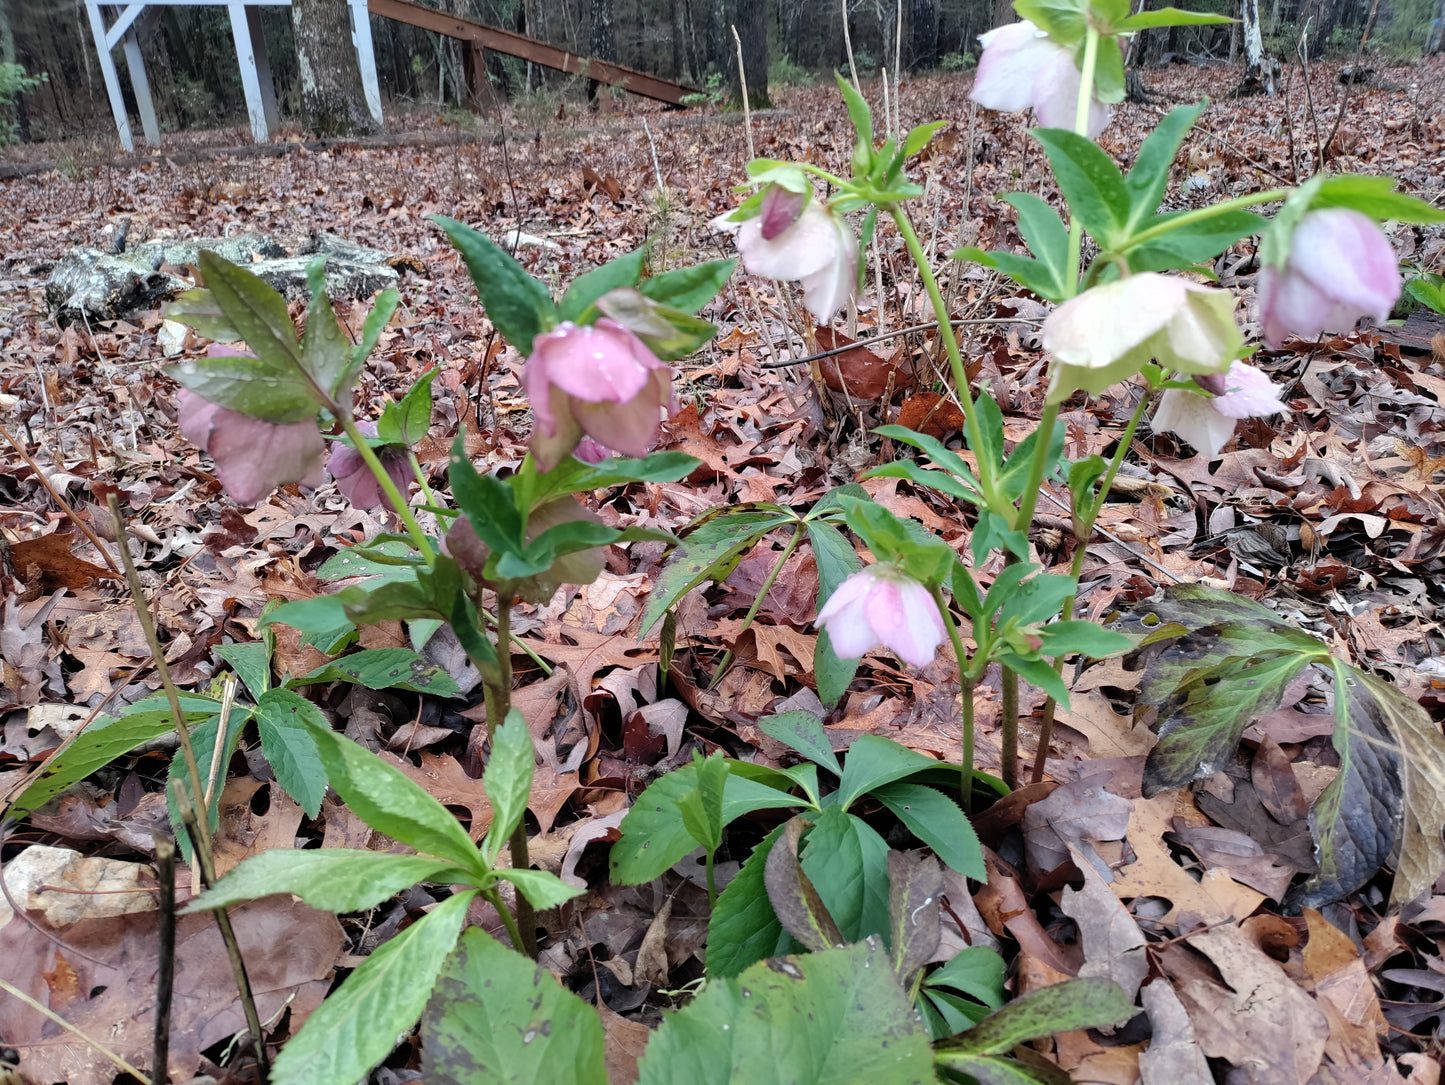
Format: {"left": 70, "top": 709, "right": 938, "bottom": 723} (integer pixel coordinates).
{"left": 816, "top": 564, "right": 946, "bottom": 669}
{"left": 1152, "top": 361, "right": 1288, "bottom": 458}
{"left": 971, "top": 21, "right": 1111, "bottom": 138}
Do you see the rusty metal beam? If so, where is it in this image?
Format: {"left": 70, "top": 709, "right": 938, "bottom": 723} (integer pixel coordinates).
{"left": 367, "top": 0, "right": 695, "bottom": 106}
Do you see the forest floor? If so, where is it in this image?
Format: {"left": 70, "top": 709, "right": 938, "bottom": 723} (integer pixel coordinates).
{"left": 3, "top": 55, "right": 1445, "bottom": 1084}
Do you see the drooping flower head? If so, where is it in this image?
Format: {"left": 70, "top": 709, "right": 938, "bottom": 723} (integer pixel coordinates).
{"left": 525, "top": 319, "right": 675, "bottom": 472}
{"left": 1257, "top": 208, "right": 1400, "bottom": 348}
{"left": 971, "top": 21, "right": 1112, "bottom": 139}
{"left": 1042, "top": 273, "right": 1243, "bottom": 403}
{"left": 1152, "top": 361, "right": 1288, "bottom": 458}
{"left": 816, "top": 564, "right": 946, "bottom": 669}
{"left": 723, "top": 186, "right": 859, "bottom": 323}
{"left": 327, "top": 422, "right": 412, "bottom": 511}
{"left": 176, "top": 345, "right": 326, "bottom": 506}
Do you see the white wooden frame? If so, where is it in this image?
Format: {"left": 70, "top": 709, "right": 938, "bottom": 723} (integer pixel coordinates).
{"left": 84, "top": 0, "right": 383, "bottom": 151}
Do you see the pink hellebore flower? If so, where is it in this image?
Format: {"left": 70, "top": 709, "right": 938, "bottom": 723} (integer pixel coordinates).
{"left": 732, "top": 188, "right": 859, "bottom": 323}
{"left": 971, "top": 21, "right": 1111, "bottom": 139}
{"left": 1042, "top": 273, "right": 1243, "bottom": 404}
{"left": 525, "top": 319, "right": 674, "bottom": 472}
{"left": 1152, "top": 361, "right": 1288, "bottom": 458}
{"left": 1257, "top": 208, "right": 1401, "bottom": 348}
{"left": 327, "top": 422, "right": 412, "bottom": 511}
{"left": 816, "top": 564, "right": 946, "bottom": 669}
{"left": 177, "top": 386, "right": 326, "bottom": 506}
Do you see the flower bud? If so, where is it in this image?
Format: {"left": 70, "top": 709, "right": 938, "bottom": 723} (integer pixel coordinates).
{"left": 816, "top": 564, "right": 946, "bottom": 669}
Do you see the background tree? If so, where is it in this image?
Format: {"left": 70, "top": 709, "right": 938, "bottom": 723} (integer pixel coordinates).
{"left": 733, "top": 0, "right": 770, "bottom": 106}
{"left": 292, "top": 0, "right": 381, "bottom": 136}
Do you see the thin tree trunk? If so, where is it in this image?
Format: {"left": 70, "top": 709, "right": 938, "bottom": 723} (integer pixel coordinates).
{"left": 909, "top": 0, "right": 937, "bottom": 70}
{"left": 733, "top": 0, "right": 769, "bottom": 106}
{"left": 1236, "top": 0, "right": 1277, "bottom": 95}
{"left": 291, "top": 0, "right": 381, "bottom": 135}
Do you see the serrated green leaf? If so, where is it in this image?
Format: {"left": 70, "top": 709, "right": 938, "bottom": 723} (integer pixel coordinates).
{"left": 167, "top": 709, "right": 247, "bottom": 861}
{"left": 185, "top": 849, "right": 465, "bottom": 914}
{"left": 636, "top": 939, "right": 932, "bottom": 1085}
{"left": 1004, "top": 193, "right": 1070, "bottom": 297}
{"left": 302, "top": 718, "right": 486, "bottom": 876}
{"left": 926, "top": 946, "right": 1007, "bottom": 1008}
{"left": 637, "top": 509, "right": 796, "bottom": 635}
{"left": 1313, "top": 175, "right": 1445, "bottom": 224}
{"left": 757, "top": 711, "right": 842, "bottom": 775}
{"left": 1124, "top": 102, "right": 1206, "bottom": 233}
{"left": 167, "top": 348, "right": 319, "bottom": 422}
{"left": 213, "top": 641, "right": 270, "bottom": 700}
{"left": 1032, "top": 129, "right": 1131, "bottom": 248}
{"left": 637, "top": 258, "right": 738, "bottom": 315}
{"left": 482, "top": 709, "right": 533, "bottom": 865}
{"left": 872, "top": 783, "right": 985, "bottom": 878}
{"left": 611, "top": 763, "right": 804, "bottom": 885}
{"left": 376, "top": 368, "right": 437, "bottom": 446}
{"left": 342, "top": 287, "right": 399, "bottom": 392}
{"left": 1118, "top": 7, "right": 1235, "bottom": 29}
{"left": 288, "top": 647, "right": 460, "bottom": 697}
{"left": 450, "top": 431, "right": 525, "bottom": 559}
{"left": 835, "top": 735, "right": 941, "bottom": 811}
{"left": 422, "top": 928, "right": 607, "bottom": 1085}
{"left": 559, "top": 246, "right": 649, "bottom": 322}
{"left": 707, "top": 823, "right": 789, "bottom": 978}
{"left": 495, "top": 867, "right": 585, "bottom": 910}
{"left": 253, "top": 688, "right": 329, "bottom": 817}
{"left": 270, "top": 889, "right": 475, "bottom": 1085}
{"left": 800, "top": 808, "right": 890, "bottom": 943}
{"left": 433, "top": 216, "right": 557, "bottom": 352}
{"left": 521, "top": 451, "right": 700, "bottom": 509}
{"left": 12, "top": 696, "right": 220, "bottom": 815}
{"left": 302, "top": 257, "right": 354, "bottom": 399}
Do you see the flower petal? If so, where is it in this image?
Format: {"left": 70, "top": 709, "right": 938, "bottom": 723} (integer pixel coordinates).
{"left": 972, "top": 22, "right": 1056, "bottom": 113}
{"left": 203, "top": 411, "right": 327, "bottom": 505}
{"left": 1289, "top": 208, "right": 1401, "bottom": 323}
{"left": 529, "top": 385, "right": 585, "bottom": 472}
{"left": 1030, "top": 48, "right": 1111, "bottom": 137}
{"left": 569, "top": 372, "right": 667, "bottom": 458}
{"left": 759, "top": 185, "right": 809, "bottom": 241}
{"left": 1212, "top": 361, "right": 1287, "bottom": 419}
{"left": 798, "top": 216, "right": 858, "bottom": 322}
{"left": 532, "top": 321, "right": 660, "bottom": 406}
{"left": 1152, "top": 387, "right": 1238, "bottom": 458}
{"left": 736, "top": 202, "right": 840, "bottom": 281}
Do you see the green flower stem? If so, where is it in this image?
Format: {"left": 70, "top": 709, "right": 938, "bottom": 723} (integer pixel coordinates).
{"left": 1122, "top": 187, "right": 1290, "bottom": 252}
{"left": 933, "top": 585, "right": 976, "bottom": 811}
{"left": 705, "top": 848, "right": 718, "bottom": 909}
{"left": 1063, "top": 27, "right": 1101, "bottom": 295}
{"left": 1028, "top": 388, "right": 1151, "bottom": 784}
{"left": 484, "top": 887, "right": 529, "bottom": 955}
{"left": 339, "top": 415, "right": 435, "bottom": 563}
{"left": 481, "top": 598, "right": 538, "bottom": 958}
{"left": 890, "top": 206, "right": 1004, "bottom": 511}
{"left": 407, "top": 450, "right": 437, "bottom": 510}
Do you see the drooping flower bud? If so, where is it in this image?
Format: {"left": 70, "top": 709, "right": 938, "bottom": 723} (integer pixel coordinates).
{"left": 525, "top": 319, "right": 674, "bottom": 472}
{"left": 327, "top": 422, "right": 412, "bottom": 511}
{"left": 1256, "top": 208, "right": 1400, "bottom": 348}
{"left": 815, "top": 564, "right": 946, "bottom": 669}
{"left": 1152, "top": 361, "right": 1288, "bottom": 457}
{"left": 177, "top": 387, "right": 326, "bottom": 505}
{"left": 730, "top": 196, "right": 859, "bottom": 323}
{"left": 971, "top": 21, "right": 1112, "bottom": 138}
{"left": 1042, "top": 273, "right": 1242, "bottom": 403}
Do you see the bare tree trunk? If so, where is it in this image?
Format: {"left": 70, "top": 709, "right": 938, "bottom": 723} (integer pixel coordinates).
{"left": 1235, "top": 0, "right": 1278, "bottom": 95}
{"left": 672, "top": 0, "right": 694, "bottom": 81}
{"left": 733, "top": 0, "right": 769, "bottom": 106}
{"left": 909, "top": 0, "right": 937, "bottom": 70}
{"left": 992, "top": 0, "right": 1015, "bottom": 29}
{"left": 291, "top": 0, "right": 381, "bottom": 135}
{"left": 1430, "top": 0, "right": 1445, "bottom": 52}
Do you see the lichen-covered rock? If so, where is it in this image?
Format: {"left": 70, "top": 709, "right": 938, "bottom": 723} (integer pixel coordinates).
{"left": 44, "top": 249, "right": 189, "bottom": 328}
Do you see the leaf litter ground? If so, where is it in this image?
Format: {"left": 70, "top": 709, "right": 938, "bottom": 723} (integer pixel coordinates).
{"left": 4, "top": 57, "right": 1445, "bottom": 1084}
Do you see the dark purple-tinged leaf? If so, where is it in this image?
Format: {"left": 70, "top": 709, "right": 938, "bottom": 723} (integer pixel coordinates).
{"left": 939, "top": 978, "right": 1135, "bottom": 1058}
{"left": 1142, "top": 653, "right": 1309, "bottom": 797}
{"left": 887, "top": 850, "right": 942, "bottom": 984}
{"left": 764, "top": 817, "right": 844, "bottom": 952}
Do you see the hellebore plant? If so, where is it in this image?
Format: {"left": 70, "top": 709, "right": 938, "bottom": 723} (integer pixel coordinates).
{"left": 141, "top": 2, "right": 1445, "bottom": 1081}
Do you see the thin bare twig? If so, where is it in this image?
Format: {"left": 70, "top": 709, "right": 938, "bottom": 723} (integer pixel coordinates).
{"left": 107, "top": 494, "right": 271, "bottom": 1077}
{"left": 153, "top": 836, "right": 176, "bottom": 1085}
{"left": 0, "top": 975, "right": 152, "bottom": 1084}
{"left": 0, "top": 421, "right": 119, "bottom": 574}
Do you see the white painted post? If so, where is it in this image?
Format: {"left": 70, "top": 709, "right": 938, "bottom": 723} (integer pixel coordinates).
{"left": 348, "top": 0, "right": 383, "bottom": 127}
{"left": 84, "top": 1, "right": 135, "bottom": 152}
{"left": 121, "top": 27, "right": 160, "bottom": 145}
{"left": 244, "top": 5, "right": 280, "bottom": 132}
{"left": 227, "top": 2, "right": 270, "bottom": 143}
